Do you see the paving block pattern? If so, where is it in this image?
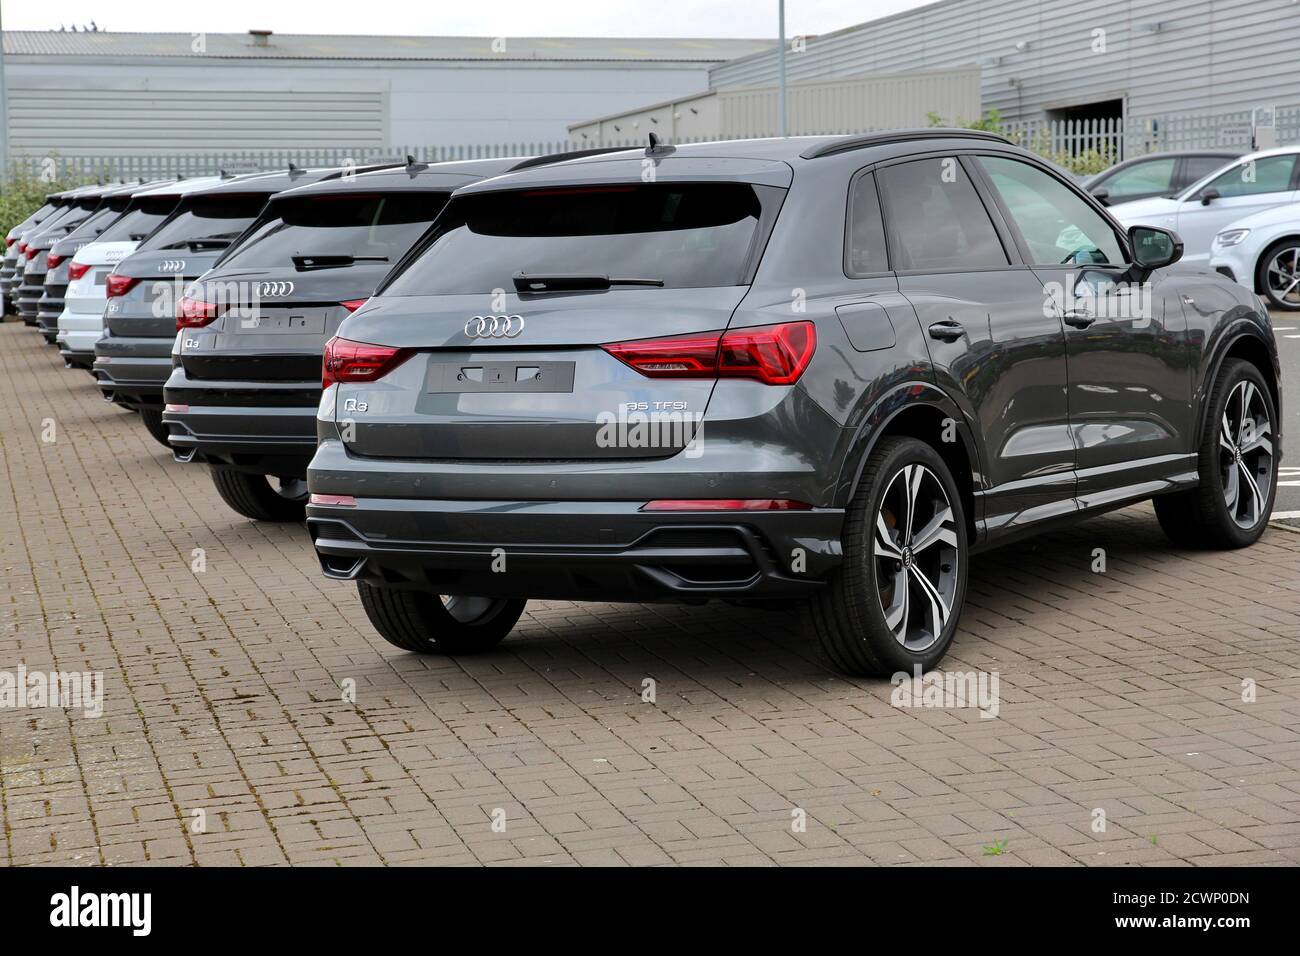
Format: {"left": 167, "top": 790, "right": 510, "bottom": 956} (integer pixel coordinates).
{"left": 0, "top": 321, "right": 1297, "bottom": 866}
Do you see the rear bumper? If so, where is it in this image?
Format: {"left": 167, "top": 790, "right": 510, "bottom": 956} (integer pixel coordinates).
{"left": 162, "top": 370, "right": 320, "bottom": 477}
{"left": 307, "top": 496, "right": 843, "bottom": 603}
{"left": 93, "top": 334, "right": 174, "bottom": 408}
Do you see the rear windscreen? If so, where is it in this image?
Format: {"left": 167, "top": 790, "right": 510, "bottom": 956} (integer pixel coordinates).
{"left": 64, "top": 205, "right": 122, "bottom": 243}
{"left": 384, "top": 182, "right": 768, "bottom": 295}
{"left": 96, "top": 197, "right": 180, "bottom": 244}
{"left": 216, "top": 192, "right": 447, "bottom": 271}
{"left": 137, "top": 194, "right": 269, "bottom": 253}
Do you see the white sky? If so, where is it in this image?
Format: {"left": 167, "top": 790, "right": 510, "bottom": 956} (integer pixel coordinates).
{"left": 0, "top": 0, "right": 938, "bottom": 39}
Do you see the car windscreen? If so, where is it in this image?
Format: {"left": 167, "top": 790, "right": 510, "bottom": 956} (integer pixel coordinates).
{"left": 215, "top": 192, "right": 447, "bottom": 271}
{"left": 136, "top": 194, "right": 269, "bottom": 253}
{"left": 96, "top": 197, "right": 180, "bottom": 244}
{"left": 384, "top": 182, "right": 768, "bottom": 295}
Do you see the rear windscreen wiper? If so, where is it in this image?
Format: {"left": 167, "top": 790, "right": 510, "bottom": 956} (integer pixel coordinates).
{"left": 292, "top": 254, "right": 389, "bottom": 271}
{"left": 185, "top": 238, "right": 233, "bottom": 251}
{"left": 513, "top": 272, "right": 665, "bottom": 293}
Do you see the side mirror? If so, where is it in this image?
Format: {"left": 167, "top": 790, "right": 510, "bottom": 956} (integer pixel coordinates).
{"left": 1091, "top": 186, "right": 1111, "bottom": 206}
{"left": 1127, "top": 225, "right": 1183, "bottom": 280}
{"left": 1199, "top": 187, "right": 1221, "bottom": 205}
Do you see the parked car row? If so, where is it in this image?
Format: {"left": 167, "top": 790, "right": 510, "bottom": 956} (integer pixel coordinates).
{"left": 1094, "top": 144, "right": 1300, "bottom": 311}
{"left": 3, "top": 131, "right": 1281, "bottom": 677}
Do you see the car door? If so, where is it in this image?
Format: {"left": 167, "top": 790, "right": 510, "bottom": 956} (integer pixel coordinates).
{"left": 876, "top": 154, "right": 1076, "bottom": 529}
{"left": 1171, "top": 153, "right": 1299, "bottom": 262}
{"left": 973, "top": 154, "right": 1194, "bottom": 502}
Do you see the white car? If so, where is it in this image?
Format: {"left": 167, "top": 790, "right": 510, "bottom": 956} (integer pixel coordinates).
{"left": 1113, "top": 146, "right": 1300, "bottom": 266}
{"left": 57, "top": 180, "right": 186, "bottom": 368}
{"left": 1208, "top": 202, "right": 1300, "bottom": 311}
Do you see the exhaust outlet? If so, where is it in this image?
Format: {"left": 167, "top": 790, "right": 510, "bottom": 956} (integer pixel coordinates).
{"left": 319, "top": 553, "right": 366, "bottom": 580}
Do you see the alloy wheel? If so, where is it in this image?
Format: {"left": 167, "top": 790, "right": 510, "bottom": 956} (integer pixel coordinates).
{"left": 1219, "top": 380, "right": 1273, "bottom": 529}
{"left": 872, "top": 463, "right": 961, "bottom": 652}
{"left": 1265, "top": 246, "right": 1300, "bottom": 307}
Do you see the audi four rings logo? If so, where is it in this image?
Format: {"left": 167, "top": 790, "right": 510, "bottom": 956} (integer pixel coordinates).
{"left": 464, "top": 314, "right": 525, "bottom": 338}
{"left": 257, "top": 281, "right": 295, "bottom": 298}
{"left": 157, "top": 259, "right": 187, "bottom": 273}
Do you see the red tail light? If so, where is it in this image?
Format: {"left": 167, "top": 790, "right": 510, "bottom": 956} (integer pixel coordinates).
{"left": 602, "top": 321, "right": 816, "bottom": 386}
{"left": 17, "top": 242, "right": 26, "bottom": 254}
{"left": 322, "top": 336, "right": 413, "bottom": 388}
{"left": 5, "top": 237, "right": 15, "bottom": 247}
{"left": 340, "top": 298, "right": 368, "bottom": 313}
{"left": 25, "top": 247, "right": 39, "bottom": 261}
{"left": 176, "top": 296, "right": 225, "bottom": 330}
{"left": 68, "top": 261, "right": 91, "bottom": 281}
{"left": 46, "top": 252, "right": 65, "bottom": 269}
{"left": 641, "top": 499, "right": 814, "bottom": 512}
{"left": 105, "top": 274, "right": 140, "bottom": 298}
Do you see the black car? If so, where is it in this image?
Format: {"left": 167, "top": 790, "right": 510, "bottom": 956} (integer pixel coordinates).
{"left": 12, "top": 185, "right": 110, "bottom": 326}
{"left": 1085, "top": 150, "right": 1242, "bottom": 207}
{"left": 163, "top": 157, "right": 524, "bottom": 521}
{"left": 304, "top": 130, "right": 1281, "bottom": 676}
{"left": 95, "top": 167, "right": 375, "bottom": 446}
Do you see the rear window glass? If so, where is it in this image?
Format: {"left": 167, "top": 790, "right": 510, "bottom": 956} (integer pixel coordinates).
{"left": 385, "top": 182, "right": 768, "bottom": 295}
{"left": 97, "top": 198, "right": 180, "bottom": 244}
{"left": 216, "top": 192, "right": 447, "bottom": 271}
{"left": 138, "top": 195, "right": 269, "bottom": 253}
{"left": 64, "top": 205, "right": 121, "bottom": 243}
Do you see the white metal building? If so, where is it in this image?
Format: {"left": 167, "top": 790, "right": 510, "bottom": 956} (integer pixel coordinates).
{"left": 0, "top": 30, "right": 769, "bottom": 158}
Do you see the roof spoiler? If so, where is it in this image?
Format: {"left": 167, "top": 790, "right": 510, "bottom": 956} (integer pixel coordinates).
{"left": 801, "top": 128, "right": 1012, "bottom": 160}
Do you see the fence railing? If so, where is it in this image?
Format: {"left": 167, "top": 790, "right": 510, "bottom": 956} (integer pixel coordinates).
{"left": 7, "top": 106, "right": 1296, "bottom": 182}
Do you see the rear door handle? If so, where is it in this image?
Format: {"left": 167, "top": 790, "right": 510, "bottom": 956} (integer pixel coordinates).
{"left": 927, "top": 320, "right": 965, "bottom": 342}
{"left": 1062, "top": 310, "right": 1096, "bottom": 329}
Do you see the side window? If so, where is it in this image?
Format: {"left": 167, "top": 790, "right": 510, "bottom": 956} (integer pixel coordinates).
{"left": 1182, "top": 155, "right": 1233, "bottom": 187}
{"left": 845, "top": 171, "right": 889, "bottom": 275}
{"left": 1205, "top": 155, "right": 1296, "bottom": 197}
{"left": 1100, "top": 158, "right": 1176, "bottom": 199}
{"left": 978, "top": 156, "right": 1125, "bottom": 266}
{"left": 876, "top": 158, "right": 1009, "bottom": 271}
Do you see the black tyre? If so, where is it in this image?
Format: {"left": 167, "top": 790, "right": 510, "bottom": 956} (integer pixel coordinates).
{"left": 1255, "top": 240, "right": 1300, "bottom": 311}
{"left": 209, "top": 467, "right": 308, "bottom": 522}
{"left": 357, "top": 581, "right": 525, "bottom": 654}
{"left": 1154, "top": 358, "right": 1276, "bottom": 548}
{"left": 138, "top": 407, "right": 172, "bottom": 448}
{"left": 808, "top": 436, "right": 968, "bottom": 676}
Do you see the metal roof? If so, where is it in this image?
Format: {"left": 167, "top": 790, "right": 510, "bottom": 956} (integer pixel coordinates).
{"left": 3, "top": 31, "right": 770, "bottom": 63}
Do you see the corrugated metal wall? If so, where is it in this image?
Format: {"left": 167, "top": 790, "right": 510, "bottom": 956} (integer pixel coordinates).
{"left": 719, "top": 67, "right": 980, "bottom": 135}
{"left": 6, "top": 81, "right": 387, "bottom": 155}
{"left": 710, "top": 0, "right": 1300, "bottom": 122}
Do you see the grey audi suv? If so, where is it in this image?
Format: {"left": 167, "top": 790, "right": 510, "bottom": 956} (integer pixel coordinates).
{"left": 305, "top": 131, "right": 1281, "bottom": 676}
{"left": 95, "top": 168, "right": 366, "bottom": 445}
{"left": 162, "top": 157, "right": 530, "bottom": 521}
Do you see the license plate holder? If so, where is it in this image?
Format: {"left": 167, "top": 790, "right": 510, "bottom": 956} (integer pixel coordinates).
{"left": 425, "top": 360, "right": 575, "bottom": 393}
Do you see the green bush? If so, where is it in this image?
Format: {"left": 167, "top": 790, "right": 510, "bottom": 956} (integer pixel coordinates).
{"left": 0, "top": 169, "right": 91, "bottom": 236}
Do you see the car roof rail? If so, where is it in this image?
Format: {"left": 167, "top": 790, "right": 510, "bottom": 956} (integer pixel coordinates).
{"left": 801, "top": 128, "right": 1012, "bottom": 160}
{"left": 508, "top": 146, "right": 630, "bottom": 171}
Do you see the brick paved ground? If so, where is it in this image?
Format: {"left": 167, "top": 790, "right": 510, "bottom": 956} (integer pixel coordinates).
{"left": 0, "top": 320, "right": 1297, "bottom": 867}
